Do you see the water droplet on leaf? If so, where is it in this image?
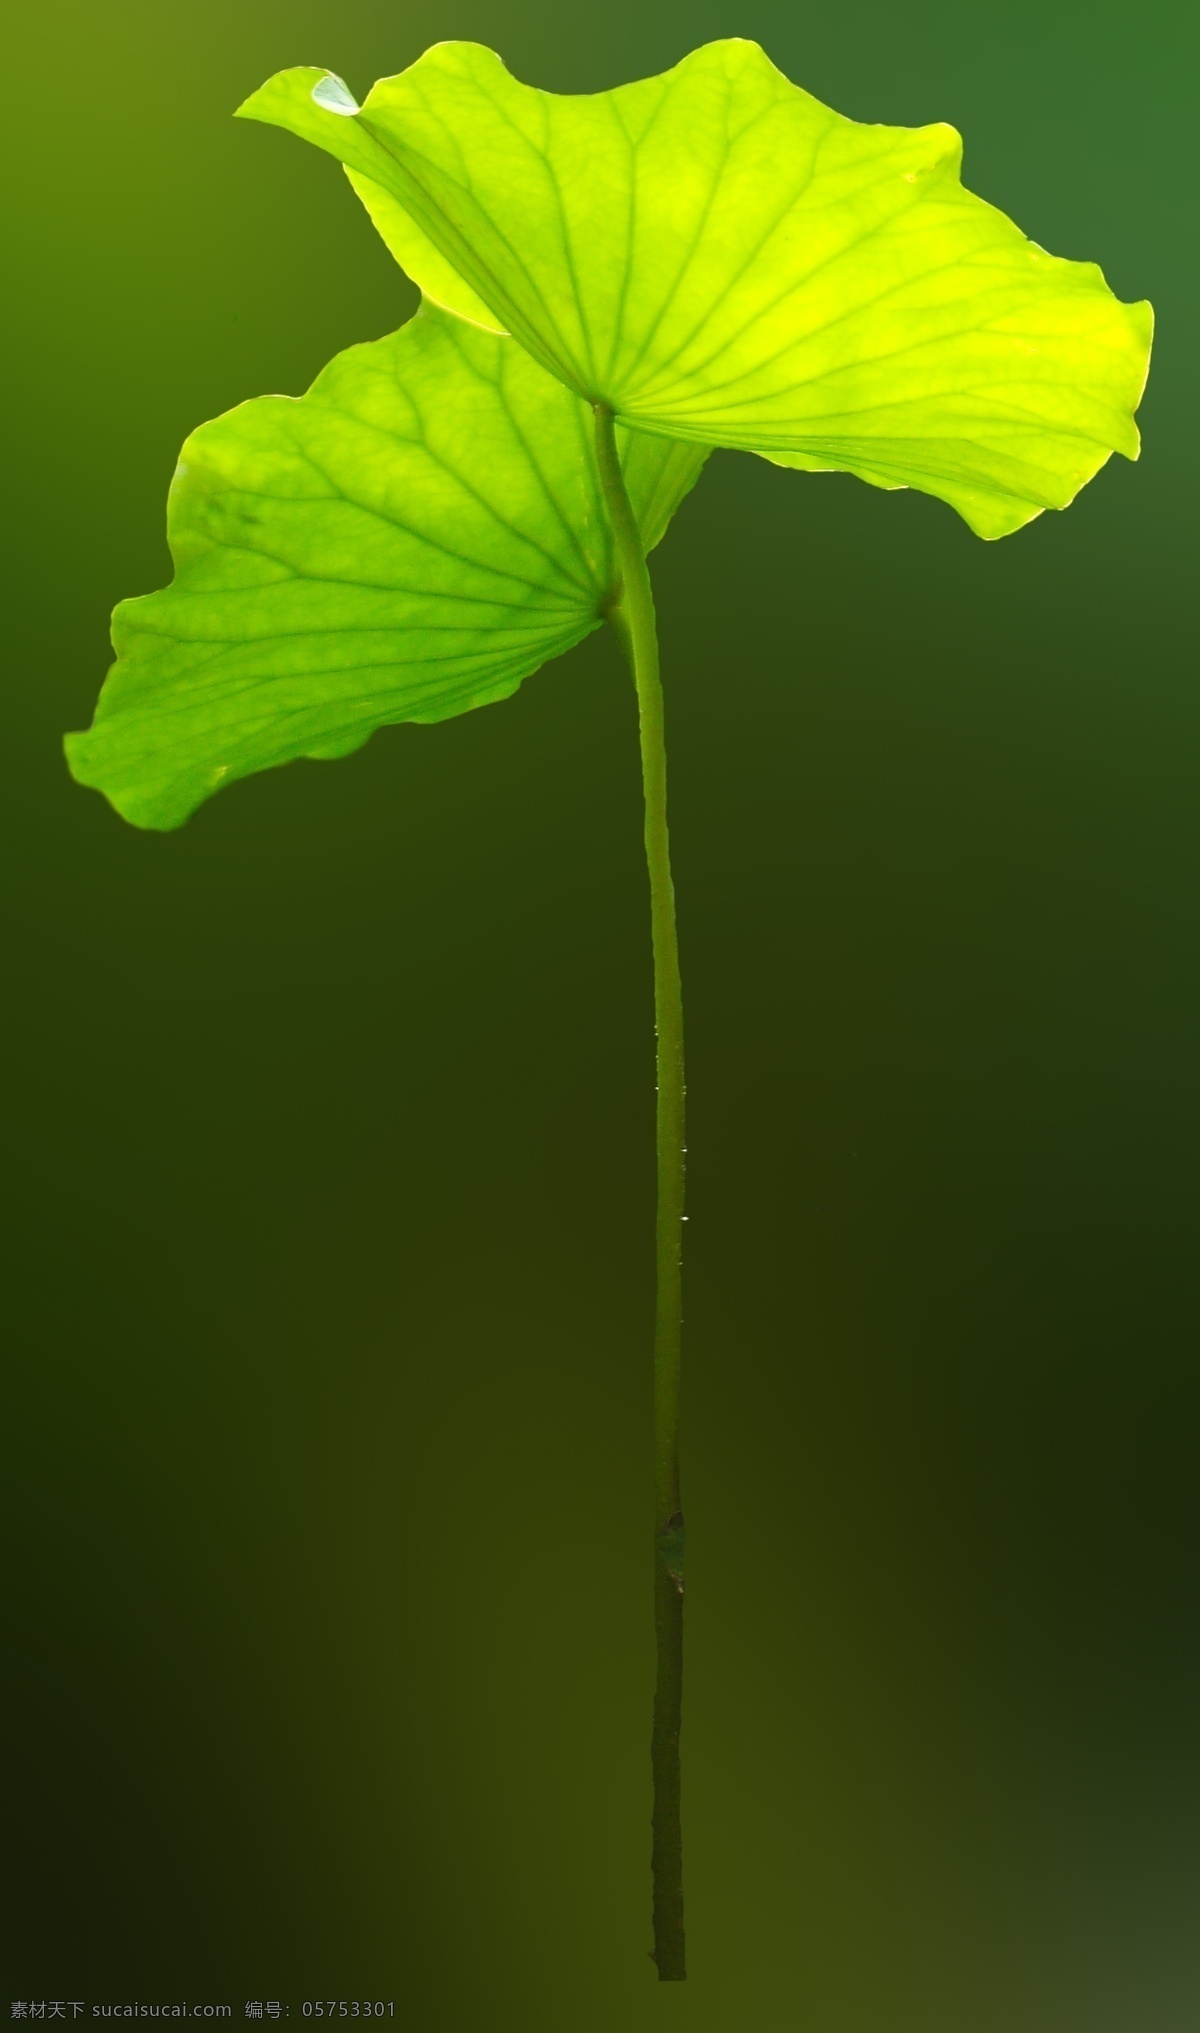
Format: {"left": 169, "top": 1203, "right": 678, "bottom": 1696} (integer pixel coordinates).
{"left": 312, "top": 73, "right": 360, "bottom": 116}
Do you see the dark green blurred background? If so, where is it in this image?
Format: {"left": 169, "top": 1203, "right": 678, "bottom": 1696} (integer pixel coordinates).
{"left": 4, "top": 0, "right": 1196, "bottom": 2023}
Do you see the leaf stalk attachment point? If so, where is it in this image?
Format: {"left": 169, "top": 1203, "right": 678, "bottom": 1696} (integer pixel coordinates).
{"left": 594, "top": 402, "right": 687, "bottom": 1982}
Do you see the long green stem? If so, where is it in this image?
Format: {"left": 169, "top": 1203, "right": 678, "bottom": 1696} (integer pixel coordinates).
{"left": 594, "top": 403, "right": 687, "bottom": 1983}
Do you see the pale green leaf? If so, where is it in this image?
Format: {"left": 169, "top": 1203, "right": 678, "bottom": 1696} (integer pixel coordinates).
{"left": 236, "top": 67, "right": 511, "bottom": 340}
{"left": 347, "top": 170, "right": 506, "bottom": 335}
{"left": 239, "top": 40, "right": 1152, "bottom": 538}
{"left": 65, "top": 306, "right": 706, "bottom": 830}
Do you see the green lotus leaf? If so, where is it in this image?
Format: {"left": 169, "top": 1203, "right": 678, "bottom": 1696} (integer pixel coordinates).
{"left": 65, "top": 305, "right": 707, "bottom": 830}
{"left": 239, "top": 39, "right": 1152, "bottom": 539}
{"left": 347, "top": 167, "right": 506, "bottom": 334}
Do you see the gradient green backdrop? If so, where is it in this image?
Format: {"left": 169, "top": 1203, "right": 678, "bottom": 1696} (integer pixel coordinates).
{"left": 4, "top": 0, "right": 1196, "bottom": 2024}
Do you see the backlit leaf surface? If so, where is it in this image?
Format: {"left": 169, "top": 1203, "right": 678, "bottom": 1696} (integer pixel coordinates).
{"left": 240, "top": 40, "right": 1152, "bottom": 537}
{"left": 66, "top": 306, "right": 706, "bottom": 829}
